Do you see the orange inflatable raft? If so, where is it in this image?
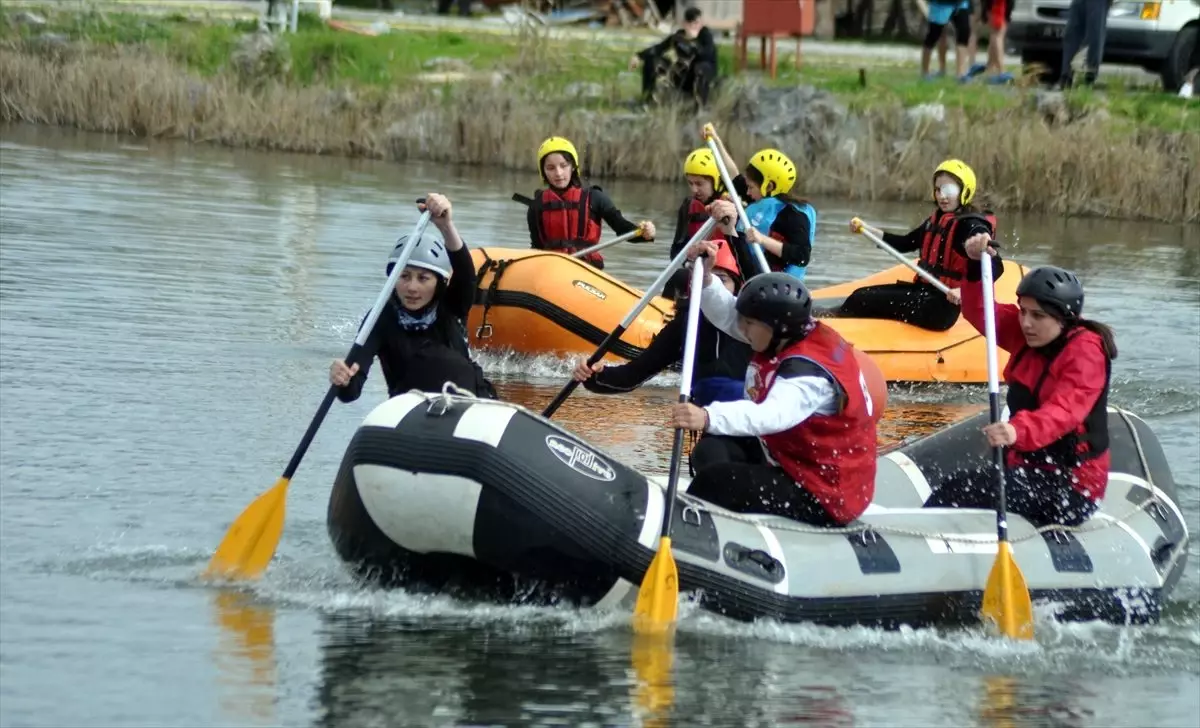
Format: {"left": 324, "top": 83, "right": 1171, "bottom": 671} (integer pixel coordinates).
{"left": 467, "top": 247, "right": 1026, "bottom": 383}
{"left": 468, "top": 248, "right": 674, "bottom": 363}
{"left": 811, "top": 261, "right": 1029, "bottom": 383}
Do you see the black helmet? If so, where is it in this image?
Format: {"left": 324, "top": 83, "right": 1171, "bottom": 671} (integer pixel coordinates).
{"left": 1016, "top": 266, "right": 1084, "bottom": 320}
{"left": 735, "top": 273, "right": 812, "bottom": 335}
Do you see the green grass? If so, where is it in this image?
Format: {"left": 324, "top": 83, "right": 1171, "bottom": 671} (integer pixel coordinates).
{"left": 3, "top": 5, "right": 1195, "bottom": 131}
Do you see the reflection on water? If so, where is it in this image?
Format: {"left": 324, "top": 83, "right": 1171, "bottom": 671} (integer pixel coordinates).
{"left": 630, "top": 635, "right": 675, "bottom": 728}
{"left": 211, "top": 590, "right": 279, "bottom": 727}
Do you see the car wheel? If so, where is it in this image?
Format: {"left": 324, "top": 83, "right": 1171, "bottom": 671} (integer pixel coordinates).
{"left": 1021, "top": 48, "right": 1063, "bottom": 84}
{"left": 1162, "top": 25, "right": 1198, "bottom": 91}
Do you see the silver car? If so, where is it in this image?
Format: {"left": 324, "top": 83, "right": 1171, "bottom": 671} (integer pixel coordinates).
{"left": 1007, "top": 0, "right": 1199, "bottom": 89}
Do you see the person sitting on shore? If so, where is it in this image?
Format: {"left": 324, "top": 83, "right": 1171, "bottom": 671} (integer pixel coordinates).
{"left": 572, "top": 237, "right": 751, "bottom": 408}
{"left": 707, "top": 127, "right": 815, "bottom": 281}
{"left": 329, "top": 193, "right": 497, "bottom": 402}
{"left": 522, "top": 136, "right": 655, "bottom": 271}
{"left": 629, "top": 6, "right": 718, "bottom": 108}
{"left": 668, "top": 224, "right": 883, "bottom": 527}
{"left": 924, "top": 246, "right": 1116, "bottom": 527}
{"left": 841, "top": 159, "right": 996, "bottom": 332}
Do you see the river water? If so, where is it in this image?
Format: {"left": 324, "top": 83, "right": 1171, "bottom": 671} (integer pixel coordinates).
{"left": 0, "top": 124, "right": 1197, "bottom": 728}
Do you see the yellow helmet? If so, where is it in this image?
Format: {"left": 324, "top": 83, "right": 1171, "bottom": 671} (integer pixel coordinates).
{"left": 933, "top": 159, "right": 977, "bottom": 206}
{"left": 683, "top": 148, "right": 723, "bottom": 192}
{"left": 537, "top": 136, "right": 579, "bottom": 185}
{"left": 747, "top": 149, "right": 797, "bottom": 197}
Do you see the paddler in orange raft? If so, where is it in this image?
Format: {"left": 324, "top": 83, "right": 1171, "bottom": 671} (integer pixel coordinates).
{"left": 843, "top": 159, "right": 997, "bottom": 332}
{"left": 522, "top": 136, "right": 655, "bottom": 270}
{"left": 663, "top": 146, "right": 754, "bottom": 300}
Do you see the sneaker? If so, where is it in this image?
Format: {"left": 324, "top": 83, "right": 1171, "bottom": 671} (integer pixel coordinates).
{"left": 987, "top": 72, "right": 1015, "bottom": 85}
{"left": 1180, "top": 82, "right": 1194, "bottom": 99}
{"left": 967, "top": 63, "right": 987, "bottom": 78}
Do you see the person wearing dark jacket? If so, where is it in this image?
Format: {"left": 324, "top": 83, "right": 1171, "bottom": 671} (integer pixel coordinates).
{"left": 572, "top": 238, "right": 750, "bottom": 407}
{"left": 329, "top": 194, "right": 496, "bottom": 401}
{"left": 630, "top": 7, "right": 718, "bottom": 106}
{"left": 841, "top": 159, "right": 996, "bottom": 331}
{"left": 924, "top": 238, "right": 1117, "bottom": 527}
{"left": 525, "top": 136, "right": 654, "bottom": 270}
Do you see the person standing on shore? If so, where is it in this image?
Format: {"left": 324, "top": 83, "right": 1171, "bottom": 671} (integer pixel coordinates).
{"left": 979, "top": 0, "right": 1015, "bottom": 83}
{"left": 1058, "top": 0, "right": 1111, "bottom": 87}
{"left": 329, "top": 194, "right": 497, "bottom": 402}
{"left": 523, "top": 136, "right": 655, "bottom": 271}
{"left": 920, "top": 0, "right": 973, "bottom": 81}
{"left": 841, "top": 159, "right": 996, "bottom": 331}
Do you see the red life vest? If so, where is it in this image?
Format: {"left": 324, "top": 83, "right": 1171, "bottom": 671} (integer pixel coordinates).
{"left": 533, "top": 186, "right": 603, "bottom": 266}
{"left": 683, "top": 195, "right": 726, "bottom": 242}
{"left": 1004, "top": 326, "right": 1112, "bottom": 501}
{"left": 918, "top": 210, "right": 998, "bottom": 288}
{"left": 746, "top": 323, "right": 878, "bottom": 524}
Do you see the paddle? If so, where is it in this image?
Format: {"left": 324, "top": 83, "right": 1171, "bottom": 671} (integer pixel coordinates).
{"left": 850, "top": 217, "right": 952, "bottom": 295}
{"left": 204, "top": 210, "right": 434, "bottom": 581}
{"left": 703, "top": 130, "right": 770, "bottom": 275}
{"left": 571, "top": 225, "right": 648, "bottom": 260}
{"left": 632, "top": 255, "right": 707, "bottom": 635}
{"left": 541, "top": 217, "right": 718, "bottom": 419}
{"left": 977, "top": 249, "right": 1035, "bottom": 640}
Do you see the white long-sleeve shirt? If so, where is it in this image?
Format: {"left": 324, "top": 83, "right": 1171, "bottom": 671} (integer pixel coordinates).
{"left": 697, "top": 275, "right": 837, "bottom": 438}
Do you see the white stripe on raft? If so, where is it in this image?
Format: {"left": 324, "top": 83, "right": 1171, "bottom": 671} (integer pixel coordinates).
{"left": 360, "top": 391, "right": 425, "bottom": 429}
{"left": 883, "top": 451, "right": 933, "bottom": 503}
{"left": 593, "top": 476, "right": 668, "bottom": 611}
{"left": 453, "top": 402, "right": 518, "bottom": 447}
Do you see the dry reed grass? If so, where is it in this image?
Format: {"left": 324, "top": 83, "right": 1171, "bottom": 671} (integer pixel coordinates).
{"left": 2, "top": 39, "right": 1196, "bottom": 223}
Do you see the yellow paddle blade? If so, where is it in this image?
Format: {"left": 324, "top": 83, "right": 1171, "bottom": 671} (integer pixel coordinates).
{"left": 633, "top": 537, "right": 679, "bottom": 636}
{"left": 204, "top": 477, "right": 290, "bottom": 581}
{"left": 980, "top": 541, "right": 1035, "bottom": 641}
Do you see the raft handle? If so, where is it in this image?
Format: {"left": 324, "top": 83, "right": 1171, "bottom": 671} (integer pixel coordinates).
{"left": 722, "top": 542, "right": 787, "bottom": 584}
{"left": 682, "top": 505, "right": 703, "bottom": 527}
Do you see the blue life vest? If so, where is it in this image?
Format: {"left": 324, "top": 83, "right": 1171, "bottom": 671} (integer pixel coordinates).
{"left": 741, "top": 196, "right": 817, "bottom": 281}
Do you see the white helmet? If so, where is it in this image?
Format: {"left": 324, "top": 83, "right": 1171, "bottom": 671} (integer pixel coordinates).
{"left": 386, "top": 233, "right": 451, "bottom": 279}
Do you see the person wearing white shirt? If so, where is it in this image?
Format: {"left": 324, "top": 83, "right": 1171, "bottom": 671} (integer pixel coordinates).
{"left": 667, "top": 208, "right": 882, "bottom": 527}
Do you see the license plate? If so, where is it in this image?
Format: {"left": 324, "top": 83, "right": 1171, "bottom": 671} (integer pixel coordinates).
{"left": 1041, "top": 25, "right": 1065, "bottom": 38}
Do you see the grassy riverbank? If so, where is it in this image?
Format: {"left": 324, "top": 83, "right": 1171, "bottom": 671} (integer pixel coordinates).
{"left": 2, "top": 7, "right": 1197, "bottom": 222}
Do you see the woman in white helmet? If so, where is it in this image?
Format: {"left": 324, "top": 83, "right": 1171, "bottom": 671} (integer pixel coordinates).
{"left": 329, "top": 194, "right": 496, "bottom": 400}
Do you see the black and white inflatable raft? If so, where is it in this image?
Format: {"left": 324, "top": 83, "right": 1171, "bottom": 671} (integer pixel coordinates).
{"left": 327, "top": 390, "right": 1190, "bottom": 628}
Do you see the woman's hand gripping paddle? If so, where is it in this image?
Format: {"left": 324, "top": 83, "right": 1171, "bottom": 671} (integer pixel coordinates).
{"left": 977, "top": 249, "right": 1035, "bottom": 640}
{"left": 703, "top": 127, "right": 770, "bottom": 276}
{"left": 204, "top": 210, "right": 434, "bottom": 581}
{"left": 541, "top": 218, "right": 718, "bottom": 419}
{"left": 633, "top": 255, "right": 707, "bottom": 635}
